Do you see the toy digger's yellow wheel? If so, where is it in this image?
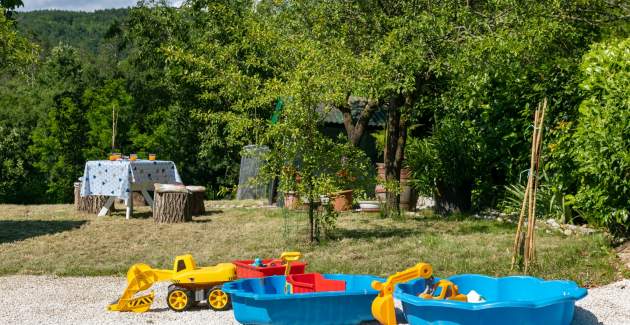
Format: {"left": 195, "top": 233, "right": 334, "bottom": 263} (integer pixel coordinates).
{"left": 207, "top": 287, "right": 231, "bottom": 311}
{"left": 167, "top": 288, "right": 192, "bottom": 312}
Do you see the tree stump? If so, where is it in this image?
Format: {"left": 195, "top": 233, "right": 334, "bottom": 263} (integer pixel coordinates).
{"left": 186, "top": 186, "right": 206, "bottom": 216}
{"left": 74, "top": 182, "right": 112, "bottom": 214}
{"left": 153, "top": 184, "right": 191, "bottom": 223}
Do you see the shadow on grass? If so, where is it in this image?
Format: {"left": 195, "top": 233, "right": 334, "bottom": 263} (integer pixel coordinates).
{"left": 408, "top": 214, "right": 515, "bottom": 235}
{"left": 131, "top": 211, "right": 153, "bottom": 219}
{"left": 453, "top": 222, "right": 515, "bottom": 235}
{"left": 0, "top": 220, "right": 87, "bottom": 244}
{"left": 200, "top": 209, "right": 224, "bottom": 216}
{"left": 335, "top": 227, "right": 420, "bottom": 240}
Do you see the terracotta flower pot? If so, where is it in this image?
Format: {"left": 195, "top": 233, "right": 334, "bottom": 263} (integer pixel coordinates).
{"left": 332, "top": 190, "right": 353, "bottom": 212}
{"left": 374, "top": 163, "right": 416, "bottom": 211}
{"left": 284, "top": 191, "right": 300, "bottom": 210}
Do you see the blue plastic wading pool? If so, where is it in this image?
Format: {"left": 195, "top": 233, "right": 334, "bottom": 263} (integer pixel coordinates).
{"left": 223, "top": 274, "right": 384, "bottom": 325}
{"left": 395, "top": 274, "right": 587, "bottom": 325}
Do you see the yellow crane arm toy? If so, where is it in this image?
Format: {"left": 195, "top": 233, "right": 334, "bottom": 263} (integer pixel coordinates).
{"left": 371, "top": 263, "right": 433, "bottom": 325}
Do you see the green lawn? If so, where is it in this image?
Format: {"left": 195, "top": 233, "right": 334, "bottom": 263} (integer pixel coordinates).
{"left": 0, "top": 203, "right": 626, "bottom": 287}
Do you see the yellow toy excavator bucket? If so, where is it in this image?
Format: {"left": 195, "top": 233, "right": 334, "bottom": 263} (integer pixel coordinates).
{"left": 108, "top": 263, "right": 172, "bottom": 313}
{"left": 371, "top": 263, "right": 433, "bottom": 325}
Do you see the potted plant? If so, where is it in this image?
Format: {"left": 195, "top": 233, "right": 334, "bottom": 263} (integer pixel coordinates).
{"left": 330, "top": 168, "right": 358, "bottom": 212}
{"left": 356, "top": 191, "right": 381, "bottom": 213}
{"left": 332, "top": 189, "right": 353, "bottom": 212}
{"left": 373, "top": 163, "right": 416, "bottom": 211}
{"left": 281, "top": 167, "right": 301, "bottom": 210}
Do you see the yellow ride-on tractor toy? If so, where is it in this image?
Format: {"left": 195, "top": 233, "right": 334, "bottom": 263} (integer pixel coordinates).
{"left": 108, "top": 254, "right": 236, "bottom": 313}
{"left": 108, "top": 252, "right": 303, "bottom": 313}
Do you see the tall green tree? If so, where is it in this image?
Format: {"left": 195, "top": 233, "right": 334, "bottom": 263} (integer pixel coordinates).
{"left": 572, "top": 38, "right": 630, "bottom": 235}
{"left": 30, "top": 45, "right": 90, "bottom": 202}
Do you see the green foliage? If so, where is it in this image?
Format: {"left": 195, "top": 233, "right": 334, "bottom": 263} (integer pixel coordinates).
{"left": 30, "top": 45, "right": 89, "bottom": 202}
{"left": 0, "top": 126, "right": 43, "bottom": 203}
{"left": 0, "top": 7, "right": 37, "bottom": 75}
{"left": 14, "top": 9, "right": 128, "bottom": 55}
{"left": 572, "top": 38, "right": 630, "bottom": 235}
{"left": 83, "top": 79, "right": 134, "bottom": 158}
{"left": 500, "top": 175, "right": 567, "bottom": 220}
{"left": 0, "top": 0, "right": 629, "bottom": 242}
{"left": 406, "top": 117, "right": 478, "bottom": 211}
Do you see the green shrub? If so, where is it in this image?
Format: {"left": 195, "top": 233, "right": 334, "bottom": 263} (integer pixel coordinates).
{"left": 573, "top": 38, "right": 630, "bottom": 236}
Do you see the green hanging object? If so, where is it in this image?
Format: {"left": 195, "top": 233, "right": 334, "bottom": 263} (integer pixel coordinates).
{"left": 271, "top": 98, "right": 284, "bottom": 125}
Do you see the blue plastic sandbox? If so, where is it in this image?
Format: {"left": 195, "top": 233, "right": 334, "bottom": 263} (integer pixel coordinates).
{"left": 223, "top": 274, "right": 384, "bottom": 325}
{"left": 395, "top": 274, "right": 587, "bottom": 325}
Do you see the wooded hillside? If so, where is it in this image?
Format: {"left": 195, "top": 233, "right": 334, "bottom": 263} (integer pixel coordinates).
{"left": 15, "top": 8, "right": 128, "bottom": 54}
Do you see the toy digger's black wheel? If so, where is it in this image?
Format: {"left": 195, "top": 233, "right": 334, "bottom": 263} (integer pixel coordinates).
{"left": 207, "top": 286, "right": 231, "bottom": 311}
{"left": 167, "top": 287, "right": 193, "bottom": 312}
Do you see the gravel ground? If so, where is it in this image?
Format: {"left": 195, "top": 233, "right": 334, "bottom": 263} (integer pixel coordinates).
{"left": 0, "top": 275, "right": 627, "bottom": 325}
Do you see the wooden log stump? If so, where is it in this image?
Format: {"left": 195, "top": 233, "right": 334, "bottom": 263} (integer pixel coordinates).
{"left": 74, "top": 182, "right": 112, "bottom": 214}
{"left": 153, "top": 184, "right": 191, "bottom": 223}
{"left": 186, "top": 186, "right": 206, "bottom": 216}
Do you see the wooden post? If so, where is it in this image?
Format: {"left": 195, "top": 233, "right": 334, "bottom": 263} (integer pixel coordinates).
{"left": 153, "top": 184, "right": 192, "bottom": 223}
{"left": 186, "top": 186, "right": 206, "bottom": 216}
{"left": 74, "top": 182, "right": 82, "bottom": 211}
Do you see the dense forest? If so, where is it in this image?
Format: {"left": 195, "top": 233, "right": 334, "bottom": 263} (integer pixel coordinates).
{"left": 15, "top": 8, "right": 129, "bottom": 55}
{"left": 0, "top": 0, "right": 629, "bottom": 236}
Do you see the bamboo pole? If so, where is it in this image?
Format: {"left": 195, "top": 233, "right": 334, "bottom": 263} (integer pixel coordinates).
{"left": 526, "top": 99, "right": 546, "bottom": 265}
{"left": 523, "top": 108, "right": 540, "bottom": 270}
{"left": 513, "top": 108, "right": 539, "bottom": 270}
{"left": 511, "top": 182, "right": 529, "bottom": 270}
{"left": 524, "top": 99, "right": 546, "bottom": 273}
{"left": 512, "top": 98, "right": 547, "bottom": 272}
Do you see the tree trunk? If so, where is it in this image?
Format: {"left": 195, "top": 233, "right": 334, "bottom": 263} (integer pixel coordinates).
{"left": 434, "top": 181, "right": 473, "bottom": 214}
{"left": 153, "top": 184, "right": 191, "bottom": 223}
{"left": 186, "top": 186, "right": 206, "bottom": 216}
{"left": 339, "top": 96, "right": 378, "bottom": 146}
{"left": 385, "top": 96, "right": 409, "bottom": 216}
{"left": 309, "top": 200, "right": 316, "bottom": 243}
{"left": 74, "top": 182, "right": 112, "bottom": 215}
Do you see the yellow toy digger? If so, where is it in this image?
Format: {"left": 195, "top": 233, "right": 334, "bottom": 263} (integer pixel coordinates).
{"left": 108, "top": 254, "right": 236, "bottom": 313}
{"left": 108, "top": 252, "right": 302, "bottom": 313}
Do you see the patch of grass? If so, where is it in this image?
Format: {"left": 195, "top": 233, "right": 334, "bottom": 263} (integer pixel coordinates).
{"left": 0, "top": 204, "right": 625, "bottom": 287}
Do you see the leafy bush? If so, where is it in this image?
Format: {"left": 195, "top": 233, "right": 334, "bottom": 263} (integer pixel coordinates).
{"left": 406, "top": 117, "right": 478, "bottom": 213}
{"left": 500, "top": 173, "right": 568, "bottom": 220}
{"left": 572, "top": 38, "right": 630, "bottom": 236}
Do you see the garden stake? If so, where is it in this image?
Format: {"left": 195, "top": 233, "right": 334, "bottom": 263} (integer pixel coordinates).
{"left": 511, "top": 176, "right": 530, "bottom": 270}
{"left": 524, "top": 109, "right": 539, "bottom": 271}
{"left": 512, "top": 108, "right": 539, "bottom": 270}
{"left": 525, "top": 99, "right": 546, "bottom": 273}
{"left": 526, "top": 99, "right": 546, "bottom": 270}
{"left": 512, "top": 98, "right": 546, "bottom": 273}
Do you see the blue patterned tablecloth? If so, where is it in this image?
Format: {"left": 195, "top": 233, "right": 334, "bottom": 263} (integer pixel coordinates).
{"left": 80, "top": 160, "right": 182, "bottom": 198}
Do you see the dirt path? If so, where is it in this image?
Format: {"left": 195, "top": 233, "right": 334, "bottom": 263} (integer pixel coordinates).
{"left": 0, "top": 275, "right": 627, "bottom": 325}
